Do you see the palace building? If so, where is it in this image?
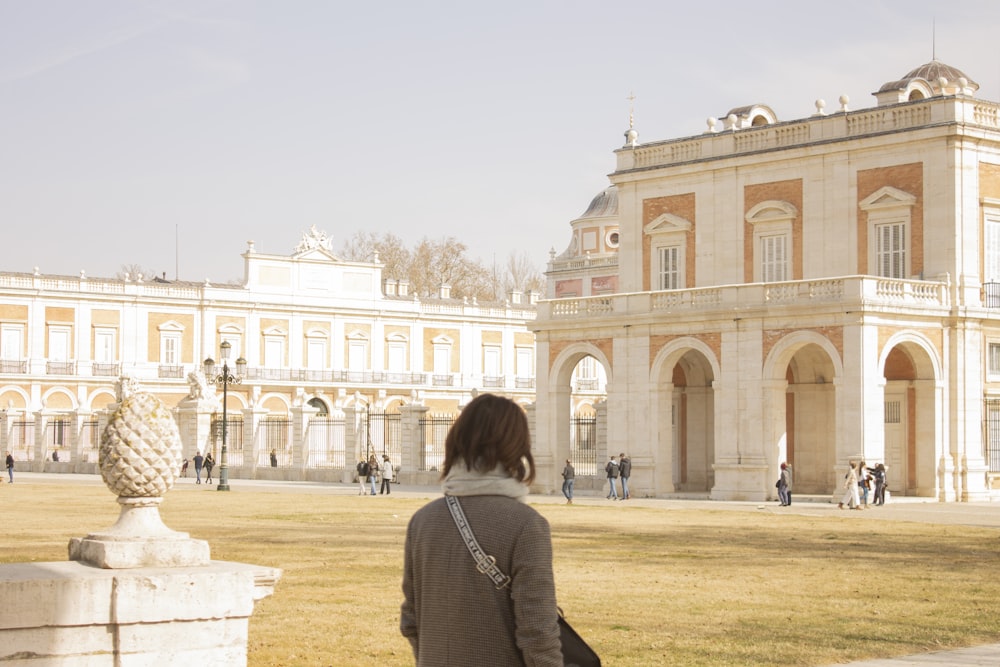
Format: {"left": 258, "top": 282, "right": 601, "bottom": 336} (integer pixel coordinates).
{"left": 534, "top": 60, "right": 1000, "bottom": 502}
{"left": 0, "top": 227, "right": 537, "bottom": 482}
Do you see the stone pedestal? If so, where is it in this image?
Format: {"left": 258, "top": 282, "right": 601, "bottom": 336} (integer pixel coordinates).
{"left": 0, "top": 560, "right": 280, "bottom": 666}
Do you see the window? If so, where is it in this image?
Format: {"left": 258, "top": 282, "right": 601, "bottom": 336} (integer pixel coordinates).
{"left": 348, "top": 336, "right": 368, "bottom": 371}
{"left": 161, "top": 334, "right": 181, "bottom": 365}
{"left": 49, "top": 327, "right": 71, "bottom": 361}
{"left": 983, "top": 202, "right": 1000, "bottom": 282}
{"left": 746, "top": 200, "right": 796, "bottom": 283}
{"left": 645, "top": 213, "right": 691, "bottom": 291}
{"left": 307, "top": 338, "right": 327, "bottom": 370}
{"left": 875, "top": 221, "right": 907, "bottom": 279}
{"left": 861, "top": 186, "right": 916, "bottom": 279}
{"left": 484, "top": 346, "right": 501, "bottom": 377}
{"left": 264, "top": 337, "right": 284, "bottom": 368}
{"left": 1, "top": 324, "right": 24, "bottom": 360}
{"left": 94, "top": 329, "right": 115, "bottom": 363}
{"left": 989, "top": 342, "right": 1000, "bottom": 380}
{"left": 760, "top": 234, "right": 787, "bottom": 282}
{"left": 516, "top": 347, "right": 533, "bottom": 378}
{"left": 657, "top": 245, "right": 682, "bottom": 290}
{"left": 433, "top": 337, "right": 452, "bottom": 376}
{"left": 388, "top": 341, "right": 407, "bottom": 372}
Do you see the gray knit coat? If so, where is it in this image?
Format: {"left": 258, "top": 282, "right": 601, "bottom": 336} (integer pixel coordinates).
{"left": 400, "top": 495, "right": 563, "bottom": 666}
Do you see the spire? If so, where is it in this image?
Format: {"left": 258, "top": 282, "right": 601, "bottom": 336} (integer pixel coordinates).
{"left": 623, "top": 91, "right": 638, "bottom": 148}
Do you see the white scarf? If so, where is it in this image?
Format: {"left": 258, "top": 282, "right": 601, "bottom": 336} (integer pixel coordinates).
{"left": 441, "top": 463, "right": 528, "bottom": 502}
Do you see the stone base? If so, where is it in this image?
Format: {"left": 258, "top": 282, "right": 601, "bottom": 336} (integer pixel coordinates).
{"left": 69, "top": 534, "right": 210, "bottom": 569}
{"left": 0, "top": 560, "right": 280, "bottom": 666}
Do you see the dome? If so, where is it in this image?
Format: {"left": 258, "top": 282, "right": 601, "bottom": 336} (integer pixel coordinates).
{"left": 580, "top": 186, "right": 618, "bottom": 218}
{"left": 877, "top": 59, "right": 978, "bottom": 95}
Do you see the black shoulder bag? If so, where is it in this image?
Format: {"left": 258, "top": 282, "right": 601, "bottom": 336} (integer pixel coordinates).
{"left": 445, "top": 495, "right": 601, "bottom": 667}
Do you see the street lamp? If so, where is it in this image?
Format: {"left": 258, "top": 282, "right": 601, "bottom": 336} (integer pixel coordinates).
{"left": 203, "top": 341, "right": 246, "bottom": 491}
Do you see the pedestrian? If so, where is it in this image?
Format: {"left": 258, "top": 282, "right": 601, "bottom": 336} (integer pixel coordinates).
{"left": 400, "top": 393, "right": 562, "bottom": 665}
{"left": 193, "top": 451, "right": 204, "bottom": 484}
{"left": 858, "top": 460, "right": 871, "bottom": 508}
{"left": 356, "top": 458, "right": 370, "bottom": 495}
{"left": 838, "top": 460, "right": 862, "bottom": 510}
{"left": 204, "top": 452, "right": 215, "bottom": 484}
{"left": 368, "top": 454, "right": 380, "bottom": 496}
{"left": 619, "top": 452, "right": 632, "bottom": 500}
{"left": 380, "top": 454, "right": 394, "bottom": 494}
{"left": 605, "top": 455, "right": 620, "bottom": 500}
{"left": 561, "top": 458, "right": 575, "bottom": 504}
{"left": 181, "top": 458, "right": 189, "bottom": 478}
{"left": 871, "top": 463, "right": 887, "bottom": 505}
{"left": 777, "top": 462, "right": 792, "bottom": 506}
{"left": 270, "top": 450, "right": 278, "bottom": 467}
{"left": 5, "top": 452, "right": 13, "bottom": 483}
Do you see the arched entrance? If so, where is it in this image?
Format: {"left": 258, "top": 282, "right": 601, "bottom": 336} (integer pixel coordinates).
{"left": 652, "top": 343, "right": 717, "bottom": 494}
{"left": 881, "top": 340, "right": 939, "bottom": 497}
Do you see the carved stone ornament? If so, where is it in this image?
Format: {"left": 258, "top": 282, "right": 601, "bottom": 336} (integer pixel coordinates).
{"left": 68, "top": 391, "right": 210, "bottom": 568}
{"left": 294, "top": 224, "right": 333, "bottom": 253}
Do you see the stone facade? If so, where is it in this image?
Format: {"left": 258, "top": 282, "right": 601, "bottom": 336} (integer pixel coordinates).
{"left": 534, "top": 60, "right": 1000, "bottom": 502}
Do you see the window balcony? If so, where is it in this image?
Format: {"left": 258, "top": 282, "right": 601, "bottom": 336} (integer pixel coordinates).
{"left": 515, "top": 377, "right": 535, "bottom": 389}
{"left": 0, "top": 360, "right": 27, "bottom": 374}
{"left": 46, "top": 361, "right": 76, "bottom": 375}
{"left": 482, "top": 375, "right": 505, "bottom": 388}
{"left": 158, "top": 365, "right": 185, "bottom": 379}
{"left": 92, "top": 362, "right": 120, "bottom": 377}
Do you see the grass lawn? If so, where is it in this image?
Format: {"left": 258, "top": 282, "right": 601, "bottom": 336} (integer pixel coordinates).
{"left": 1, "top": 481, "right": 998, "bottom": 666}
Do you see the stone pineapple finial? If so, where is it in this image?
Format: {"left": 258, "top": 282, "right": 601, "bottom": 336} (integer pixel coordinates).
{"left": 69, "top": 391, "right": 209, "bottom": 569}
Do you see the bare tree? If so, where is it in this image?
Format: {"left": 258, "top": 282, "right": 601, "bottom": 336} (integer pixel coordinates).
{"left": 503, "top": 250, "right": 545, "bottom": 297}
{"left": 338, "top": 231, "right": 412, "bottom": 281}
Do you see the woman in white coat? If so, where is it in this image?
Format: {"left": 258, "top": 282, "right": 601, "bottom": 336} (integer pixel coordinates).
{"left": 838, "top": 460, "right": 862, "bottom": 510}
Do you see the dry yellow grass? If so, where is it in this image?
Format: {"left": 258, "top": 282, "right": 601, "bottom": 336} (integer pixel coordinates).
{"left": 0, "top": 481, "right": 998, "bottom": 666}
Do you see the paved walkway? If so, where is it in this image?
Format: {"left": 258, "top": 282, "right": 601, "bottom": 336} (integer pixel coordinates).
{"left": 14, "top": 472, "right": 1000, "bottom": 665}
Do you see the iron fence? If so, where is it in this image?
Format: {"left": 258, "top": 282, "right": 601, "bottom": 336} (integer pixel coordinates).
{"left": 418, "top": 414, "right": 456, "bottom": 472}
{"left": 985, "top": 398, "right": 1000, "bottom": 473}
{"left": 570, "top": 415, "right": 598, "bottom": 476}
{"left": 211, "top": 415, "right": 245, "bottom": 466}
{"left": 306, "top": 417, "right": 345, "bottom": 468}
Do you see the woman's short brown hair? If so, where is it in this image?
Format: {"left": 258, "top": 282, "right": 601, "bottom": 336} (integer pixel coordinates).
{"left": 441, "top": 393, "right": 535, "bottom": 484}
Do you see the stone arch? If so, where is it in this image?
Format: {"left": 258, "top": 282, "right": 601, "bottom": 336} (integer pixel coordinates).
{"left": 548, "top": 343, "right": 612, "bottom": 478}
{"left": 0, "top": 386, "right": 30, "bottom": 412}
{"left": 84, "top": 388, "right": 117, "bottom": 412}
{"left": 762, "top": 331, "right": 843, "bottom": 494}
{"left": 41, "top": 387, "right": 78, "bottom": 411}
{"left": 306, "top": 396, "right": 330, "bottom": 416}
{"left": 258, "top": 393, "right": 287, "bottom": 415}
{"left": 650, "top": 337, "right": 720, "bottom": 494}
{"left": 878, "top": 331, "right": 942, "bottom": 498}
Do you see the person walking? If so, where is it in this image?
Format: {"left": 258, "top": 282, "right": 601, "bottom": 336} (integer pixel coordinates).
{"left": 270, "top": 450, "right": 278, "bottom": 467}
{"left": 619, "top": 452, "right": 632, "bottom": 500}
{"left": 356, "top": 458, "right": 370, "bottom": 495}
{"left": 380, "top": 454, "right": 394, "bottom": 494}
{"left": 400, "top": 393, "right": 563, "bottom": 666}
{"left": 204, "top": 452, "right": 215, "bottom": 484}
{"left": 561, "top": 458, "right": 575, "bottom": 504}
{"left": 368, "top": 454, "right": 380, "bottom": 496}
{"left": 5, "top": 452, "right": 13, "bottom": 483}
{"left": 193, "top": 451, "right": 204, "bottom": 484}
{"left": 181, "top": 458, "right": 189, "bottom": 478}
{"left": 838, "top": 460, "right": 862, "bottom": 510}
{"left": 605, "top": 455, "right": 620, "bottom": 500}
{"left": 777, "top": 462, "right": 792, "bottom": 506}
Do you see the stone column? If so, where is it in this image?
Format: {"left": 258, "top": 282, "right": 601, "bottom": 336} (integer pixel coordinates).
{"left": 289, "top": 404, "right": 318, "bottom": 475}
{"left": 398, "top": 402, "right": 429, "bottom": 485}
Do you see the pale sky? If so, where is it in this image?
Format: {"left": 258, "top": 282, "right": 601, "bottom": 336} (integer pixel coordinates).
{"left": 2, "top": 0, "right": 999, "bottom": 283}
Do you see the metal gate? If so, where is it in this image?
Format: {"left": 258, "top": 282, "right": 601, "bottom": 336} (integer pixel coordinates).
{"left": 570, "top": 415, "right": 598, "bottom": 476}
{"left": 418, "top": 414, "right": 456, "bottom": 472}
{"left": 984, "top": 398, "right": 1000, "bottom": 473}
{"left": 363, "top": 410, "right": 401, "bottom": 464}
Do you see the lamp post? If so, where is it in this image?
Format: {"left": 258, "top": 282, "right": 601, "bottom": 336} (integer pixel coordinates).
{"left": 203, "top": 341, "right": 246, "bottom": 492}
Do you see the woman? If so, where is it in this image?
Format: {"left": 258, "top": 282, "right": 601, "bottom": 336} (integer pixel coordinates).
{"left": 871, "top": 463, "right": 887, "bottom": 505}
{"left": 367, "top": 454, "right": 379, "bottom": 496}
{"left": 400, "top": 393, "right": 562, "bottom": 666}
{"left": 838, "top": 460, "right": 862, "bottom": 510}
{"left": 204, "top": 452, "right": 215, "bottom": 484}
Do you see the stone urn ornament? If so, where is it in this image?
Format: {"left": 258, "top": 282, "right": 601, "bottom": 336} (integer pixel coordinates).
{"left": 69, "top": 390, "right": 209, "bottom": 569}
